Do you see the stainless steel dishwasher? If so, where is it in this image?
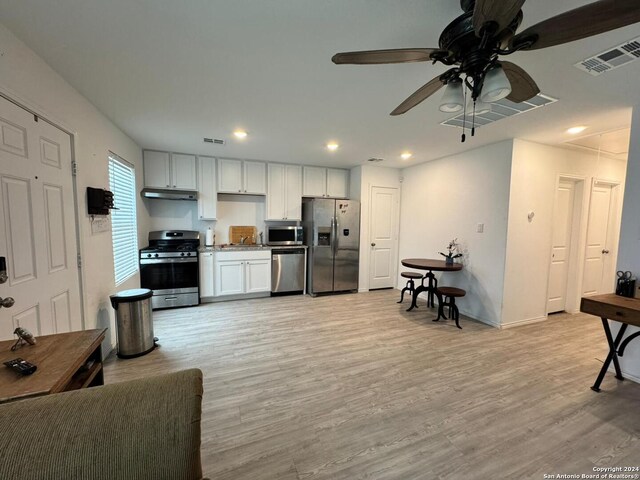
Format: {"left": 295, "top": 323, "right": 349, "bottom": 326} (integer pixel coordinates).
{"left": 271, "top": 248, "right": 305, "bottom": 295}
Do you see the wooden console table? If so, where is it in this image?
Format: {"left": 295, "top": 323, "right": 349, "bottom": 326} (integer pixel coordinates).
{"left": 580, "top": 294, "right": 640, "bottom": 392}
{"left": 0, "top": 328, "right": 106, "bottom": 403}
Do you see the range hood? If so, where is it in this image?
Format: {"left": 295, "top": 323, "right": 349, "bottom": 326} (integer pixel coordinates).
{"left": 141, "top": 188, "right": 198, "bottom": 201}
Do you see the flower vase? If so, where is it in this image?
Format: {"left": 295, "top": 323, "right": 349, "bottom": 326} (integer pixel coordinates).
{"left": 445, "top": 256, "right": 453, "bottom": 265}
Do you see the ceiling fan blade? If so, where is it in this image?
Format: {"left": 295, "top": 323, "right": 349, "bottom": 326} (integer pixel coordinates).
{"left": 473, "top": 0, "right": 526, "bottom": 36}
{"left": 511, "top": 0, "right": 640, "bottom": 51}
{"left": 332, "top": 48, "right": 439, "bottom": 65}
{"left": 500, "top": 61, "right": 540, "bottom": 102}
{"left": 390, "top": 75, "right": 445, "bottom": 116}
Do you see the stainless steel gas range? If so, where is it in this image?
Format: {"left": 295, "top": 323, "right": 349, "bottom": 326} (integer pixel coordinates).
{"left": 139, "top": 230, "right": 200, "bottom": 309}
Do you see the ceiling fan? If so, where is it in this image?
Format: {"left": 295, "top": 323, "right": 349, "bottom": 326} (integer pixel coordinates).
{"left": 332, "top": 0, "right": 640, "bottom": 128}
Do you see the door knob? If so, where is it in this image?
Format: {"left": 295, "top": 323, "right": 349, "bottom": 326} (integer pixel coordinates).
{"left": 602, "top": 249, "right": 610, "bottom": 254}
{"left": 371, "top": 242, "right": 376, "bottom": 247}
{"left": 0, "top": 297, "right": 15, "bottom": 308}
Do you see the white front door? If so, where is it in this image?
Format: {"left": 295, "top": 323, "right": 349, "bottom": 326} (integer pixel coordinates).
{"left": 547, "top": 180, "right": 576, "bottom": 313}
{"left": 369, "top": 186, "right": 400, "bottom": 289}
{"left": 0, "top": 96, "right": 82, "bottom": 340}
{"left": 582, "top": 182, "right": 618, "bottom": 296}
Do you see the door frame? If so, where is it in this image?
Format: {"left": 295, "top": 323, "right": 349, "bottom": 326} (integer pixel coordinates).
{"left": 0, "top": 86, "right": 86, "bottom": 330}
{"left": 545, "top": 174, "right": 586, "bottom": 315}
{"left": 368, "top": 184, "right": 400, "bottom": 290}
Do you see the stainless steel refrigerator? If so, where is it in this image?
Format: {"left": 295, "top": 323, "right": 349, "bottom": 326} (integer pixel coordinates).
{"left": 302, "top": 198, "right": 360, "bottom": 295}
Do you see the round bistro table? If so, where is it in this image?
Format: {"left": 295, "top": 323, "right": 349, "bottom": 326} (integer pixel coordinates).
{"left": 400, "top": 258, "right": 463, "bottom": 311}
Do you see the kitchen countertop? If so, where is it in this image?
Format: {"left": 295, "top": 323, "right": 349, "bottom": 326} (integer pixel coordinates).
{"left": 199, "top": 245, "right": 307, "bottom": 252}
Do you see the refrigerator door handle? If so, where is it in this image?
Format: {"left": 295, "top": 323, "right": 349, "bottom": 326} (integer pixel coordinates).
{"left": 333, "top": 216, "right": 339, "bottom": 253}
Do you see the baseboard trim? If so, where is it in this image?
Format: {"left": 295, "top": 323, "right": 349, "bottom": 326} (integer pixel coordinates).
{"left": 607, "top": 365, "right": 640, "bottom": 384}
{"left": 501, "top": 315, "right": 548, "bottom": 329}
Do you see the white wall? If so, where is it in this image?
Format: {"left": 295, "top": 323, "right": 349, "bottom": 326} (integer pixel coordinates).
{"left": 0, "top": 23, "right": 149, "bottom": 348}
{"left": 350, "top": 165, "right": 402, "bottom": 292}
{"left": 144, "top": 194, "right": 267, "bottom": 244}
{"left": 614, "top": 105, "right": 640, "bottom": 383}
{"left": 502, "top": 139, "right": 627, "bottom": 327}
{"left": 398, "top": 141, "right": 514, "bottom": 327}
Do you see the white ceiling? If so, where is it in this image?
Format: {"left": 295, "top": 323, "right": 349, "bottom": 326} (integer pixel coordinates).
{"left": 0, "top": 0, "right": 638, "bottom": 168}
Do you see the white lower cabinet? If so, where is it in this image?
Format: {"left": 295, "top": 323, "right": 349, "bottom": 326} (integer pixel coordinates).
{"left": 214, "top": 250, "right": 271, "bottom": 297}
{"left": 245, "top": 260, "right": 271, "bottom": 293}
{"left": 199, "top": 251, "right": 215, "bottom": 297}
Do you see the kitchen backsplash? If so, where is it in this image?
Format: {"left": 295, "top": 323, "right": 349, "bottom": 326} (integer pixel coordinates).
{"left": 144, "top": 194, "right": 296, "bottom": 244}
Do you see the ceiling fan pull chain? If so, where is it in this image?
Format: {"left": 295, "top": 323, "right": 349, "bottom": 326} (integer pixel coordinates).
{"left": 471, "top": 100, "right": 476, "bottom": 137}
{"left": 461, "top": 85, "right": 467, "bottom": 143}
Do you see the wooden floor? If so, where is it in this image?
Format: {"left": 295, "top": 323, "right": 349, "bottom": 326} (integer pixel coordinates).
{"left": 104, "top": 290, "right": 640, "bottom": 480}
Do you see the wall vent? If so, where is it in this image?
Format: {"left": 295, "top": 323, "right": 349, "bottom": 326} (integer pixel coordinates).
{"left": 204, "top": 138, "right": 225, "bottom": 145}
{"left": 574, "top": 36, "right": 640, "bottom": 76}
{"left": 441, "top": 93, "right": 558, "bottom": 129}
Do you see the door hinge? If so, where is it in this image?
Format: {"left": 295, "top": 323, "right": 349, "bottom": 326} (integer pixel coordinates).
{"left": 71, "top": 161, "right": 78, "bottom": 176}
{"left": 77, "top": 253, "right": 82, "bottom": 268}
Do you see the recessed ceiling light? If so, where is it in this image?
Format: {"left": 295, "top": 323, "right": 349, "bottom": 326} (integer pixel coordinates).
{"left": 326, "top": 142, "right": 339, "bottom": 151}
{"left": 401, "top": 152, "right": 413, "bottom": 160}
{"left": 233, "top": 130, "right": 248, "bottom": 139}
{"left": 566, "top": 126, "right": 587, "bottom": 135}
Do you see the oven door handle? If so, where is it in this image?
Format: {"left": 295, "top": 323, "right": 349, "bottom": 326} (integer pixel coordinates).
{"left": 140, "top": 258, "right": 198, "bottom": 264}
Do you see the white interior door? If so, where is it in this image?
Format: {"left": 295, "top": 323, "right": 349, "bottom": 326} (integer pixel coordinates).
{"left": 369, "top": 186, "right": 399, "bottom": 290}
{"left": 547, "top": 180, "right": 576, "bottom": 313}
{"left": 0, "top": 96, "right": 82, "bottom": 340}
{"left": 582, "top": 183, "right": 617, "bottom": 296}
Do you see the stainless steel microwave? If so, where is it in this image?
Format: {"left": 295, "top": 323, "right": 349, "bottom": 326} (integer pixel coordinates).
{"left": 266, "top": 226, "right": 303, "bottom": 245}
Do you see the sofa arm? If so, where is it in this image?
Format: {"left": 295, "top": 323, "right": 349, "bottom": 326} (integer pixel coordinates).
{"left": 0, "top": 368, "right": 204, "bottom": 480}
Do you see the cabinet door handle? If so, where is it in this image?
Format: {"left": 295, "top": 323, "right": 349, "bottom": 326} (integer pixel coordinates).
{"left": 602, "top": 249, "right": 610, "bottom": 254}
{"left": 238, "top": 189, "right": 242, "bottom": 193}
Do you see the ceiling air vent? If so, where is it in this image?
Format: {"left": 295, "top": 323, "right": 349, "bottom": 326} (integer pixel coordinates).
{"left": 441, "top": 93, "right": 558, "bottom": 129}
{"left": 574, "top": 37, "right": 640, "bottom": 76}
{"left": 204, "top": 138, "right": 226, "bottom": 145}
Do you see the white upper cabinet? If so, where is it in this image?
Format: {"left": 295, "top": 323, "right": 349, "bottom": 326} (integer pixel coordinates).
{"left": 302, "top": 166, "right": 349, "bottom": 198}
{"left": 143, "top": 151, "right": 171, "bottom": 188}
{"left": 197, "top": 156, "right": 217, "bottom": 220}
{"left": 267, "top": 164, "right": 302, "bottom": 220}
{"left": 285, "top": 165, "right": 302, "bottom": 219}
{"left": 303, "top": 166, "right": 327, "bottom": 197}
{"left": 244, "top": 160, "right": 267, "bottom": 194}
{"left": 218, "top": 158, "right": 266, "bottom": 195}
{"left": 217, "top": 158, "right": 243, "bottom": 192}
{"left": 326, "top": 168, "right": 349, "bottom": 198}
{"left": 171, "top": 154, "right": 197, "bottom": 190}
{"left": 143, "top": 150, "right": 197, "bottom": 190}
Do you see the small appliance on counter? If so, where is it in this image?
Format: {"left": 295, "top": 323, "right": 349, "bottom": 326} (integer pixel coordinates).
{"left": 139, "top": 230, "right": 200, "bottom": 309}
{"left": 266, "top": 225, "right": 303, "bottom": 246}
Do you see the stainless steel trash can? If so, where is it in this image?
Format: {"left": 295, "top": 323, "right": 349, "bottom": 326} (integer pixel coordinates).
{"left": 109, "top": 288, "right": 156, "bottom": 358}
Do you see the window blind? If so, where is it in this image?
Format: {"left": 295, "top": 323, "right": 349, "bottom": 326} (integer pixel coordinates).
{"left": 108, "top": 154, "right": 139, "bottom": 285}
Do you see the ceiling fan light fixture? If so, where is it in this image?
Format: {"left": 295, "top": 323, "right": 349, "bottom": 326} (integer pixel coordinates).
{"left": 480, "top": 66, "right": 512, "bottom": 103}
{"left": 439, "top": 80, "right": 464, "bottom": 113}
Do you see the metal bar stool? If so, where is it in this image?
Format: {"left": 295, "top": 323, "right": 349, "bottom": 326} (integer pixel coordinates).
{"left": 434, "top": 286, "right": 466, "bottom": 329}
{"left": 398, "top": 272, "right": 424, "bottom": 305}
